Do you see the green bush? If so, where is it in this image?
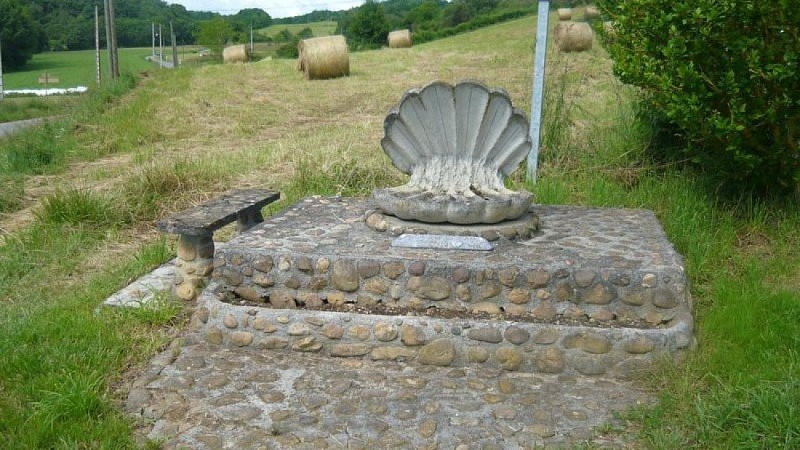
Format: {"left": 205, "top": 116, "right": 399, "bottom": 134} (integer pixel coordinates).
{"left": 597, "top": 0, "right": 800, "bottom": 196}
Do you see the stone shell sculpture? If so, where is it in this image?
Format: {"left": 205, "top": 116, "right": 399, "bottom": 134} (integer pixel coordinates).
{"left": 373, "top": 80, "right": 533, "bottom": 224}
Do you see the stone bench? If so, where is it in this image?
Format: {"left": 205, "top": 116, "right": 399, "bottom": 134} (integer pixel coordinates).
{"left": 157, "top": 188, "right": 280, "bottom": 300}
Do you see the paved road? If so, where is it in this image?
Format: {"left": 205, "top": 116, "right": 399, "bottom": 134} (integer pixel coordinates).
{"left": 0, "top": 117, "right": 45, "bottom": 138}
{"left": 146, "top": 55, "right": 175, "bottom": 69}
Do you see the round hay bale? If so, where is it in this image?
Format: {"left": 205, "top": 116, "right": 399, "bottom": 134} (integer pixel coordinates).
{"left": 585, "top": 7, "right": 601, "bottom": 19}
{"left": 296, "top": 41, "right": 306, "bottom": 71}
{"left": 557, "top": 8, "right": 572, "bottom": 21}
{"left": 388, "top": 29, "right": 412, "bottom": 48}
{"left": 298, "top": 35, "right": 350, "bottom": 80}
{"left": 553, "top": 22, "right": 593, "bottom": 52}
{"left": 222, "top": 44, "right": 249, "bottom": 64}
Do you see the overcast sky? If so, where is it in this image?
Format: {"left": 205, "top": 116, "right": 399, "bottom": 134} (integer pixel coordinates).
{"left": 167, "top": 1, "right": 365, "bottom": 18}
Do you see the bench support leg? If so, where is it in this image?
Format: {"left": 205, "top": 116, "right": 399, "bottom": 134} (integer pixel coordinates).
{"left": 174, "top": 234, "right": 215, "bottom": 301}
{"left": 236, "top": 210, "right": 265, "bottom": 234}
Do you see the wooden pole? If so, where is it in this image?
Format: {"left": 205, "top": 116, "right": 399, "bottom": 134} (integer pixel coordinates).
{"left": 95, "top": 5, "right": 101, "bottom": 84}
{"left": 171, "top": 22, "right": 178, "bottom": 68}
{"left": 103, "top": 0, "right": 113, "bottom": 79}
{"left": 108, "top": 0, "right": 119, "bottom": 78}
{"left": 250, "top": 24, "right": 254, "bottom": 53}
{"left": 0, "top": 35, "right": 4, "bottom": 102}
{"left": 159, "top": 24, "right": 163, "bottom": 69}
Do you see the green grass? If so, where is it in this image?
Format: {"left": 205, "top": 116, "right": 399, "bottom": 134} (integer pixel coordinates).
{"left": 258, "top": 21, "right": 337, "bottom": 38}
{"left": 0, "top": 14, "right": 798, "bottom": 448}
{"left": 0, "top": 96, "right": 81, "bottom": 123}
{"left": 2, "top": 48, "right": 155, "bottom": 90}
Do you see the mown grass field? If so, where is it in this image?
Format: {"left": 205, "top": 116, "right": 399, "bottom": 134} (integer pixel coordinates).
{"left": 257, "top": 20, "right": 338, "bottom": 38}
{"left": 1, "top": 48, "right": 154, "bottom": 90}
{"left": 0, "top": 13, "right": 798, "bottom": 448}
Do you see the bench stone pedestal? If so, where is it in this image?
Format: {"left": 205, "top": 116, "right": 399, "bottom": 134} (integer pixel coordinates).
{"left": 157, "top": 189, "right": 280, "bottom": 300}
{"left": 175, "top": 234, "right": 216, "bottom": 301}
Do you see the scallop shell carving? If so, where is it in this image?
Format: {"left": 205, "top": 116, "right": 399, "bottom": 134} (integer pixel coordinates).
{"left": 373, "top": 80, "right": 533, "bottom": 224}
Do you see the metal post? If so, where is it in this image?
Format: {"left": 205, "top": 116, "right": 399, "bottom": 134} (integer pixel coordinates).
{"left": 171, "top": 22, "right": 178, "bottom": 68}
{"left": 95, "top": 5, "right": 101, "bottom": 84}
{"left": 152, "top": 22, "right": 155, "bottom": 61}
{"left": 0, "top": 35, "right": 4, "bottom": 102}
{"left": 526, "top": 0, "right": 551, "bottom": 184}
{"left": 250, "top": 24, "right": 254, "bottom": 53}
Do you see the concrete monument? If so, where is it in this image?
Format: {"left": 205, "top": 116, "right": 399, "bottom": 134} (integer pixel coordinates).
{"left": 373, "top": 80, "right": 533, "bottom": 224}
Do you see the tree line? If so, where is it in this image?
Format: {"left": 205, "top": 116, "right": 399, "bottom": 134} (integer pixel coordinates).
{"left": 0, "top": 0, "right": 272, "bottom": 70}
{"left": 0, "top": 0, "right": 539, "bottom": 71}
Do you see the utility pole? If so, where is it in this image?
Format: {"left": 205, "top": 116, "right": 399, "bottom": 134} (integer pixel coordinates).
{"left": 170, "top": 22, "right": 178, "bottom": 68}
{"left": 108, "top": 0, "right": 119, "bottom": 78}
{"left": 103, "top": 0, "right": 119, "bottom": 80}
{"left": 103, "top": 0, "right": 113, "bottom": 79}
{"left": 95, "top": 5, "right": 101, "bottom": 84}
{"left": 0, "top": 35, "right": 4, "bottom": 102}
{"left": 152, "top": 22, "right": 155, "bottom": 61}
{"left": 250, "top": 24, "right": 254, "bottom": 54}
{"left": 159, "top": 24, "right": 163, "bottom": 69}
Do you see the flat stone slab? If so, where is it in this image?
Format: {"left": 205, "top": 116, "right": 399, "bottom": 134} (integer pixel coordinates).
{"left": 157, "top": 189, "right": 279, "bottom": 236}
{"left": 104, "top": 261, "right": 177, "bottom": 307}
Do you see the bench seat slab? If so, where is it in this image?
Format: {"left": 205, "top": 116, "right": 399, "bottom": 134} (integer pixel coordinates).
{"left": 157, "top": 189, "right": 280, "bottom": 236}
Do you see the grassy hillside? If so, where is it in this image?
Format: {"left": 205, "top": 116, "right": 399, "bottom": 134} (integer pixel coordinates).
{"left": 0, "top": 13, "right": 798, "bottom": 448}
{"left": 257, "top": 21, "right": 337, "bottom": 39}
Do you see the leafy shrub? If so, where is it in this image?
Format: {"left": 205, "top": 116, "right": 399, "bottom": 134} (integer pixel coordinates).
{"left": 597, "top": 0, "right": 800, "bottom": 195}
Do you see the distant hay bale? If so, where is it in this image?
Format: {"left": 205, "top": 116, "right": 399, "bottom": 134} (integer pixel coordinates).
{"left": 553, "top": 22, "right": 593, "bottom": 52}
{"left": 557, "top": 8, "right": 572, "bottom": 20}
{"left": 388, "top": 30, "right": 412, "bottom": 48}
{"left": 222, "top": 44, "right": 249, "bottom": 64}
{"left": 297, "top": 35, "right": 350, "bottom": 80}
{"left": 585, "top": 6, "right": 601, "bottom": 19}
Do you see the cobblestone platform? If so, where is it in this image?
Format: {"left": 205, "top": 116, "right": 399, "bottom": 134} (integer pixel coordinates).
{"left": 120, "top": 196, "right": 688, "bottom": 446}
{"left": 128, "top": 335, "right": 654, "bottom": 448}
{"left": 199, "top": 197, "right": 692, "bottom": 376}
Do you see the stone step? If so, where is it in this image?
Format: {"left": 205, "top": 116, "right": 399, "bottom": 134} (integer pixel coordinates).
{"left": 192, "top": 281, "right": 692, "bottom": 378}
